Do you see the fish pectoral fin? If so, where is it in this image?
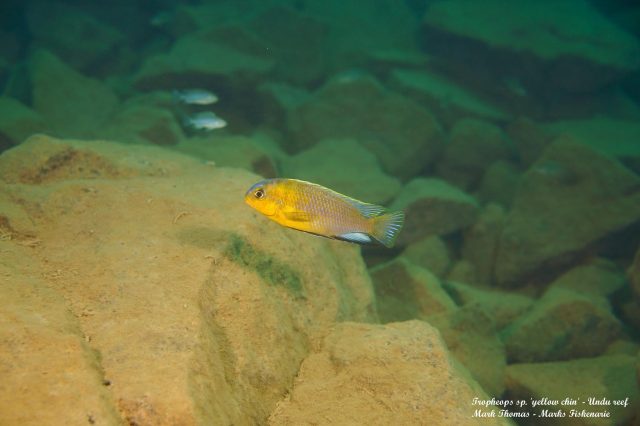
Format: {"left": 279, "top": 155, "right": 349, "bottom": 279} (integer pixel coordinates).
{"left": 283, "top": 211, "right": 313, "bottom": 223}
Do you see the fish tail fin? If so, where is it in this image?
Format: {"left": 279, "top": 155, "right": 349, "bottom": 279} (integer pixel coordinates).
{"left": 371, "top": 210, "right": 404, "bottom": 248}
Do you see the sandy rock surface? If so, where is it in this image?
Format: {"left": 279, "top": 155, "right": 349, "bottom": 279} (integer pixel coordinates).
{"left": 268, "top": 321, "right": 509, "bottom": 426}
{"left": 0, "top": 134, "right": 377, "bottom": 425}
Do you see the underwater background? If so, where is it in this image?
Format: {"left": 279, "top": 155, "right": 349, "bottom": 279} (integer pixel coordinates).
{"left": 1, "top": 0, "right": 640, "bottom": 424}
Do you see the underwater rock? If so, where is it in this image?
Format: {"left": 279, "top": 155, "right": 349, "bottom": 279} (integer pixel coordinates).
{"left": 421, "top": 0, "right": 640, "bottom": 94}
{"left": 436, "top": 118, "right": 512, "bottom": 191}
{"left": 427, "top": 305, "right": 506, "bottom": 397}
{"left": 248, "top": 6, "right": 328, "bottom": 85}
{"left": 282, "top": 138, "right": 402, "bottom": 205}
{"left": 446, "top": 260, "right": 478, "bottom": 285}
{"left": 173, "top": 135, "right": 279, "bottom": 178}
{"left": 26, "top": 1, "right": 126, "bottom": 74}
{"left": 29, "top": 50, "right": 119, "bottom": 139}
{"left": 390, "top": 178, "right": 479, "bottom": 246}
{"left": 401, "top": 235, "right": 451, "bottom": 279}
{"left": 364, "top": 49, "right": 430, "bottom": 80}
{"left": 505, "top": 355, "right": 639, "bottom": 425}
{"left": 544, "top": 117, "right": 640, "bottom": 174}
{"left": 0, "top": 96, "right": 48, "bottom": 151}
{"left": 0, "top": 247, "right": 122, "bottom": 426}
{"left": 443, "top": 281, "right": 534, "bottom": 332}
{"left": 495, "top": 138, "right": 640, "bottom": 287}
{"left": 506, "top": 117, "right": 554, "bottom": 167}
{"left": 501, "top": 287, "right": 623, "bottom": 363}
{"left": 257, "top": 82, "right": 311, "bottom": 131}
{"left": 477, "top": 161, "right": 521, "bottom": 208}
{"left": 461, "top": 203, "right": 505, "bottom": 285}
{"left": 389, "top": 68, "right": 510, "bottom": 127}
{"left": 133, "top": 26, "right": 274, "bottom": 92}
{"left": 631, "top": 246, "right": 640, "bottom": 304}
{"left": 549, "top": 257, "right": 627, "bottom": 299}
{"left": 0, "top": 134, "right": 375, "bottom": 425}
{"left": 268, "top": 321, "right": 503, "bottom": 425}
{"left": 369, "top": 257, "right": 456, "bottom": 323}
{"left": 104, "top": 103, "right": 184, "bottom": 146}
{"left": 288, "top": 75, "right": 444, "bottom": 179}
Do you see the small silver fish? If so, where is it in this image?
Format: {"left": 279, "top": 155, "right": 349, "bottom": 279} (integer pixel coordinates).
{"left": 184, "top": 111, "right": 227, "bottom": 131}
{"left": 173, "top": 89, "right": 219, "bottom": 105}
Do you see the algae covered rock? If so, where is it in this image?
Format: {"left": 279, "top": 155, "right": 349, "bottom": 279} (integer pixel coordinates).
{"left": 26, "top": 1, "right": 126, "bottom": 74}
{"left": 0, "top": 96, "right": 48, "bottom": 150}
{"left": 631, "top": 246, "right": 640, "bottom": 304}
{"left": 427, "top": 305, "right": 507, "bottom": 398}
{"left": 477, "top": 161, "right": 521, "bottom": 208}
{"left": 505, "top": 355, "right": 640, "bottom": 424}
{"left": 501, "top": 287, "right": 622, "bottom": 363}
{"left": 134, "top": 26, "right": 274, "bottom": 91}
{"left": 29, "top": 50, "right": 119, "bottom": 139}
{"left": 495, "top": 138, "right": 640, "bottom": 286}
{"left": 462, "top": 203, "right": 505, "bottom": 285}
{"left": 549, "top": 257, "right": 627, "bottom": 298}
{"left": 401, "top": 235, "right": 451, "bottom": 278}
{"left": 389, "top": 68, "right": 509, "bottom": 126}
{"left": 443, "top": 281, "right": 534, "bottom": 331}
{"left": 173, "top": 134, "right": 279, "bottom": 178}
{"left": 390, "top": 177, "right": 479, "bottom": 246}
{"left": 282, "top": 138, "right": 402, "bottom": 205}
{"left": 422, "top": 0, "right": 640, "bottom": 93}
{"left": 0, "top": 134, "right": 375, "bottom": 425}
{"left": 268, "top": 321, "right": 506, "bottom": 426}
{"left": 435, "top": 118, "right": 512, "bottom": 190}
{"left": 370, "top": 257, "right": 456, "bottom": 323}
{"left": 288, "top": 75, "right": 444, "bottom": 179}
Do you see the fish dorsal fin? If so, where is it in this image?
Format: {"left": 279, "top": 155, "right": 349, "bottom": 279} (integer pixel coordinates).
{"left": 337, "top": 194, "right": 386, "bottom": 218}
{"left": 335, "top": 232, "right": 373, "bottom": 244}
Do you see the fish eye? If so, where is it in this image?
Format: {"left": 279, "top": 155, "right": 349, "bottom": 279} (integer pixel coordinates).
{"left": 254, "top": 188, "right": 265, "bottom": 199}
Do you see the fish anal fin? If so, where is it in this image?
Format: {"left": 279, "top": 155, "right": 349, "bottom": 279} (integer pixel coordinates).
{"left": 335, "top": 232, "right": 373, "bottom": 245}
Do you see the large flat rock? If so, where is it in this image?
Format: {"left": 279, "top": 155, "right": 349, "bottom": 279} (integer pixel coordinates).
{"left": 0, "top": 134, "right": 375, "bottom": 425}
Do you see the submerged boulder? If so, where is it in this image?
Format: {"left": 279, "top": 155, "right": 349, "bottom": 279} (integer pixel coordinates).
{"left": 390, "top": 178, "right": 479, "bottom": 246}
{"left": 0, "top": 96, "right": 48, "bottom": 150}
{"left": 494, "top": 138, "right": 640, "bottom": 287}
{"left": 421, "top": 0, "right": 640, "bottom": 94}
{"left": 369, "top": 257, "right": 456, "bottom": 323}
{"left": 0, "top": 134, "right": 375, "bottom": 425}
{"left": 505, "top": 355, "right": 639, "bottom": 424}
{"left": 29, "top": 50, "right": 119, "bottom": 139}
{"left": 268, "top": 321, "right": 505, "bottom": 425}
{"left": 501, "top": 287, "right": 622, "bottom": 363}
{"left": 288, "top": 75, "right": 444, "bottom": 179}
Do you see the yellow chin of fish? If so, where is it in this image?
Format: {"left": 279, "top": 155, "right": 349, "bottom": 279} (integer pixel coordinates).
{"left": 245, "top": 195, "right": 278, "bottom": 216}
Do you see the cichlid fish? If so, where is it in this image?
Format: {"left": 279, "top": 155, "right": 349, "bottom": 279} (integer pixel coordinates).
{"left": 184, "top": 111, "right": 227, "bottom": 131}
{"left": 173, "top": 89, "right": 218, "bottom": 105}
{"left": 244, "top": 178, "right": 404, "bottom": 247}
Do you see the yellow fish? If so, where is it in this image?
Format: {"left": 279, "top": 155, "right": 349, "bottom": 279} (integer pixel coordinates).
{"left": 244, "top": 178, "right": 404, "bottom": 248}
